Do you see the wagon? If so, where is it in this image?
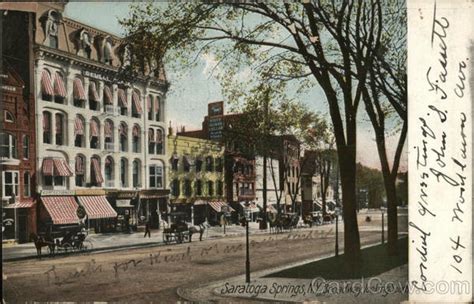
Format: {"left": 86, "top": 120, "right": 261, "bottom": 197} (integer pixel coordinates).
{"left": 53, "top": 227, "right": 93, "bottom": 253}
{"left": 162, "top": 212, "right": 191, "bottom": 245}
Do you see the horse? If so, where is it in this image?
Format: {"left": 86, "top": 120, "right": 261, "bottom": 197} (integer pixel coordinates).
{"left": 268, "top": 214, "right": 283, "bottom": 234}
{"left": 30, "top": 233, "right": 55, "bottom": 258}
{"left": 188, "top": 221, "right": 210, "bottom": 242}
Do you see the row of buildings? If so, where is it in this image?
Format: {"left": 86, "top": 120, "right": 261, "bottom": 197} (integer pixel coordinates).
{"left": 1, "top": 2, "right": 337, "bottom": 243}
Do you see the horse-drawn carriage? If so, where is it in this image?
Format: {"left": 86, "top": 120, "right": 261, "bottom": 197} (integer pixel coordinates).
{"left": 31, "top": 226, "right": 93, "bottom": 257}
{"left": 268, "top": 212, "right": 299, "bottom": 233}
{"left": 162, "top": 212, "right": 208, "bottom": 245}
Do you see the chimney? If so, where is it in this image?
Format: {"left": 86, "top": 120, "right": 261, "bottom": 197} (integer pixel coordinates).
{"left": 168, "top": 120, "right": 173, "bottom": 136}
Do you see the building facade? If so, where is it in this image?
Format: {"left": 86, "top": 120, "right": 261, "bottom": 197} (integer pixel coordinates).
{"left": 1, "top": 2, "right": 170, "bottom": 234}
{"left": 1, "top": 9, "right": 37, "bottom": 243}
{"left": 167, "top": 131, "right": 227, "bottom": 225}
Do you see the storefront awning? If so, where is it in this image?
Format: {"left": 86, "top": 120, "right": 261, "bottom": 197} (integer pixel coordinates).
{"left": 77, "top": 196, "right": 117, "bottom": 219}
{"left": 42, "top": 196, "right": 79, "bottom": 225}
{"left": 4, "top": 199, "right": 35, "bottom": 209}
{"left": 194, "top": 200, "right": 207, "bottom": 206}
{"left": 209, "top": 201, "right": 235, "bottom": 213}
{"left": 53, "top": 159, "right": 74, "bottom": 177}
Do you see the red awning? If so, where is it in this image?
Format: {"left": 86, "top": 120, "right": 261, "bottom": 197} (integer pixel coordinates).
{"left": 4, "top": 198, "right": 35, "bottom": 209}
{"left": 73, "top": 78, "right": 86, "bottom": 101}
{"left": 104, "top": 120, "right": 113, "bottom": 138}
{"left": 74, "top": 116, "right": 84, "bottom": 136}
{"left": 103, "top": 85, "right": 113, "bottom": 105}
{"left": 77, "top": 196, "right": 117, "bottom": 219}
{"left": 42, "top": 196, "right": 79, "bottom": 225}
{"left": 42, "top": 158, "right": 54, "bottom": 176}
{"left": 132, "top": 91, "right": 142, "bottom": 114}
{"left": 54, "top": 72, "right": 67, "bottom": 98}
{"left": 208, "top": 201, "right": 235, "bottom": 213}
{"left": 41, "top": 70, "right": 54, "bottom": 96}
{"left": 91, "top": 158, "right": 104, "bottom": 183}
{"left": 118, "top": 89, "right": 127, "bottom": 108}
{"left": 90, "top": 120, "right": 99, "bottom": 137}
{"left": 53, "top": 159, "right": 74, "bottom": 177}
{"left": 89, "top": 82, "right": 100, "bottom": 102}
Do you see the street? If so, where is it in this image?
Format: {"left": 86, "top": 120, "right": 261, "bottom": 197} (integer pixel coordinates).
{"left": 3, "top": 210, "right": 407, "bottom": 303}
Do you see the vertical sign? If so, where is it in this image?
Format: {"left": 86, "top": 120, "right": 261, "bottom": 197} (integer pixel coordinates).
{"left": 208, "top": 101, "right": 224, "bottom": 141}
{"left": 408, "top": 0, "right": 472, "bottom": 302}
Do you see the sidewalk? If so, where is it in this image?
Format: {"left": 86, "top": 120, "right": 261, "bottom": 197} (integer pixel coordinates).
{"left": 2, "top": 222, "right": 265, "bottom": 261}
{"left": 178, "top": 241, "right": 408, "bottom": 303}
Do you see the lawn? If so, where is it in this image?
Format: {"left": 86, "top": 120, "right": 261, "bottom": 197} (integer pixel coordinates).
{"left": 266, "top": 237, "right": 408, "bottom": 280}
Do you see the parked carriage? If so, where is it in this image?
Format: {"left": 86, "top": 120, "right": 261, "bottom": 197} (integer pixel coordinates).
{"left": 162, "top": 212, "right": 192, "bottom": 244}
{"left": 54, "top": 228, "right": 93, "bottom": 253}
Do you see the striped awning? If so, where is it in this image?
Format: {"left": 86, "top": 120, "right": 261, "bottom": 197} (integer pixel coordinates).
{"left": 90, "top": 120, "right": 99, "bottom": 137}
{"left": 208, "top": 201, "right": 235, "bottom": 213}
{"left": 77, "top": 196, "right": 117, "bottom": 219}
{"left": 103, "top": 85, "right": 113, "bottom": 105}
{"left": 73, "top": 78, "right": 86, "bottom": 101}
{"left": 104, "top": 120, "right": 113, "bottom": 138}
{"left": 154, "top": 96, "right": 160, "bottom": 113}
{"left": 148, "top": 129, "right": 155, "bottom": 143}
{"left": 41, "top": 70, "right": 54, "bottom": 96}
{"left": 146, "top": 95, "right": 152, "bottom": 112}
{"left": 132, "top": 91, "right": 143, "bottom": 114}
{"left": 4, "top": 199, "right": 35, "bottom": 209}
{"left": 54, "top": 72, "right": 67, "bottom": 98}
{"left": 118, "top": 89, "right": 127, "bottom": 108}
{"left": 41, "top": 196, "right": 79, "bottom": 225}
{"left": 89, "top": 82, "right": 100, "bottom": 102}
{"left": 91, "top": 158, "right": 104, "bottom": 184}
{"left": 42, "top": 158, "right": 54, "bottom": 176}
{"left": 74, "top": 116, "right": 84, "bottom": 136}
{"left": 132, "top": 125, "right": 140, "bottom": 137}
{"left": 53, "top": 159, "right": 74, "bottom": 177}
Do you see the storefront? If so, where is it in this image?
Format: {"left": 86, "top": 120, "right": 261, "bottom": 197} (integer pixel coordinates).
{"left": 140, "top": 190, "right": 169, "bottom": 229}
{"left": 207, "top": 201, "right": 235, "bottom": 226}
{"left": 38, "top": 191, "right": 80, "bottom": 236}
{"left": 2, "top": 199, "right": 37, "bottom": 243}
{"left": 76, "top": 195, "right": 117, "bottom": 233}
{"left": 106, "top": 190, "right": 138, "bottom": 232}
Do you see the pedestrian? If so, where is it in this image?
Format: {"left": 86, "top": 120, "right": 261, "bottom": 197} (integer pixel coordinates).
{"left": 144, "top": 220, "right": 151, "bottom": 238}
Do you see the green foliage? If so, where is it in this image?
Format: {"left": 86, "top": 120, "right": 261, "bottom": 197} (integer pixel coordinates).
{"left": 356, "top": 163, "right": 385, "bottom": 209}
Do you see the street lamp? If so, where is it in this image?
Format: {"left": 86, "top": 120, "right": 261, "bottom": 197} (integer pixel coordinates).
{"left": 335, "top": 207, "right": 340, "bottom": 257}
{"left": 381, "top": 206, "right": 386, "bottom": 244}
{"left": 242, "top": 202, "right": 251, "bottom": 283}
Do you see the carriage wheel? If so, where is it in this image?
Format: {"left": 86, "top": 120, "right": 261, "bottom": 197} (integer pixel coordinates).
{"left": 62, "top": 242, "right": 72, "bottom": 252}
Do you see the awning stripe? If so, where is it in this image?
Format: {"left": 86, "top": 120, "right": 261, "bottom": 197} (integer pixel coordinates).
{"left": 77, "top": 196, "right": 117, "bottom": 219}
{"left": 54, "top": 72, "right": 67, "bottom": 98}
{"left": 208, "top": 201, "right": 235, "bottom": 213}
{"left": 132, "top": 91, "right": 143, "bottom": 114}
{"left": 41, "top": 70, "right": 54, "bottom": 96}
{"left": 53, "top": 159, "right": 74, "bottom": 177}
{"left": 118, "top": 89, "right": 127, "bottom": 108}
{"left": 104, "top": 85, "right": 113, "bottom": 105}
{"left": 92, "top": 158, "right": 104, "bottom": 184}
{"left": 74, "top": 116, "right": 84, "bottom": 136}
{"left": 4, "top": 199, "right": 35, "bottom": 209}
{"left": 42, "top": 159, "right": 54, "bottom": 176}
{"left": 73, "top": 78, "right": 86, "bottom": 100}
{"left": 89, "top": 81, "right": 100, "bottom": 102}
{"left": 42, "top": 196, "right": 79, "bottom": 225}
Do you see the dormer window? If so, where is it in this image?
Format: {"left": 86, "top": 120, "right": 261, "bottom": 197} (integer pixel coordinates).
{"left": 99, "top": 36, "right": 114, "bottom": 65}
{"left": 76, "top": 29, "right": 93, "bottom": 59}
{"left": 41, "top": 10, "right": 61, "bottom": 49}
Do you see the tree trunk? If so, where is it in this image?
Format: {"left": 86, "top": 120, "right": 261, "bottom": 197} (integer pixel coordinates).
{"left": 321, "top": 173, "right": 327, "bottom": 216}
{"left": 261, "top": 154, "right": 268, "bottom": 229}
{"left": 384, "top": 174, "right": 398, "bottom": 255}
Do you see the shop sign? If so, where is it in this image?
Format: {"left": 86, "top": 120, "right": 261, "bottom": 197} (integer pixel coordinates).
{"left": 75, "top": 189, "right": 106, "bottom": 196}
{"left": 116, "top": 200, "right": 133, "bottom": 207}
{"left": 41, "top": 190, "right": 75, "bottom": 196}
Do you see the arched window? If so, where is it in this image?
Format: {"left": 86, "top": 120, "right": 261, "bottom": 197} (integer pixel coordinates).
{"left": 207, "top": 181, "right": 214, "bottom": 196}
{"left": 184, "top": 179, "right": 192, "bottom": 197}
{"left": 4, "top": 111, "right": 14, "bottom": 122}
{"left": 55, "top": 113, "right": 65, "bottom": 145}
{"left": 131, "top": 90, "right": 142, "bottom": 118}
{"left": 132, "top": 124, "right": 140, "bottom": 153}
{"left": 90, "top": 156, "right": 103, "bottom": 186}
{"left": 206, "top": 156, "right": 214, "bottom": 172}
{"left": 40, "top": 70, "right": 54, "bottom": 101}
{"left": 105, "top": 156, "right": 114, "bottom": 187}
{"left": 103, "top": 84, "right": 113, "bottom": 113}
{"left": 53, "top": 72, "right": 66, "bottom": 104}
{"left": 42, "top": 111, "right": 52, "bottom": 144}
{"left": 154, "top": 96, "right": 160, "bottom": 121}
{"left": 104, "top": 119, "right": 114, "bottom": 151}
{"left": 89, "top": 118, "right": 100, "bottom": 149}
{"left": 89, "top": 80, "right": 100, "bottom": 111}
{"left": 118, "top": 88, "right": 128, "bottom": 116}
{"left": 149, "top": 162, "right": 163, "bottom": 189}
{"left": 120, "top": 158, "right": 128, "bottom": 188}
{"left": 132, "top": 159, "right": 140, "bottom": 188}
{"left": 195, "top": 180, "right": 202, "bottom": 196}
{"left": 73, "top": 77, "right": 86, "bottom": 107}
{"left": 0, "top": 133, "right": 17, "bottom": 159}
{"left": 22, "top": 135, "right": 29, "bottom": 159}
{"left": 74, "top": 115, "right": 85, "bottom": 147}
{"left": 148, "top": 128, "right": 155, "bottom": 154}
{"left": 75, "top": 154, "right": 85, "bottom": 187}
{"left": 119, "top": 122, "right": 128, "bottom": 152}
{"left": 147, "top": 95, "right": 153, "bottom": 120}
{"left": 156, "top": 128, "right": 164, "bottom": 154}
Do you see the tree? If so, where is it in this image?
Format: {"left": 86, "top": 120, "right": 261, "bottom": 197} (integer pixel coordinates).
{"left": 361, "top": 1, "right": 406, "bottom": 255}
{"left": 120, "top": 1, "right": 386, "bottom": 265}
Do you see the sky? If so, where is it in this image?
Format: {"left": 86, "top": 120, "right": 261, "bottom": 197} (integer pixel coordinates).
{"left": 64, "top": 2, "right": 407, "bottom": 171}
